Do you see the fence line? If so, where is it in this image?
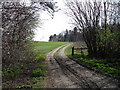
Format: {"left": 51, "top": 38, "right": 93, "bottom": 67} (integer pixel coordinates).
{"left": 72, "top": 47, "right": 87, "bottom": 55}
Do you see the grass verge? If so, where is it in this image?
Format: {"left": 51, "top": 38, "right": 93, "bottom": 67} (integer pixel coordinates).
{"left": 30, "top": 41, "right": 70, "bottom": 88}
{"left": 65, "top": 45, "right": 120, "bottom": 80}
{"left": 31, "top": 41, "right": 70, "bottom": 61}
{"left": 2, "top": 41, "right": 70, "bottom": 88}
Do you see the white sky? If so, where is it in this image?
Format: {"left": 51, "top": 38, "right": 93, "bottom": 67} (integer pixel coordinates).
{"left": 33, "top": 0, "right": 74, "bottom": 41}
{"left": 33, "top": 0, "right": 119, "bottom": 41}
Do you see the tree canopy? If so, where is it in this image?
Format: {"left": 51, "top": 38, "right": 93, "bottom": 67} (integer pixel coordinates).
{"left": 65, "top": 0, "right": 120, "bottom": 58}
{"left": 2, "top": 1, "right": 57, "bottom": 65}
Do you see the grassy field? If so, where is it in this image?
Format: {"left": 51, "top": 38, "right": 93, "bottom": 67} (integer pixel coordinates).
{"left": 30, "top": 41, "right": 71, "bottom": 88}
{"left": 3, "top": 41, "right": 70, "bottom": 88}
{"left": 65, "top": 44, "right": 120, "bottom": 80}
{"left": 31, "top": 41, "right": 70, "bottom": 61}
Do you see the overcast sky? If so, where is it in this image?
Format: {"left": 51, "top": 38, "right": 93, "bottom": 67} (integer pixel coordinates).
{"left": 33, "top": 0, "right": 74, "bottom": 41}
{"left": 33, "top": 0, "right": 119, "bottom": 41}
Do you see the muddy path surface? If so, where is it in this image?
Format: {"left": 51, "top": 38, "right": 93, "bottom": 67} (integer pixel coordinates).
{"left": 46, "top": 44, "right": 119, "bottom": 88}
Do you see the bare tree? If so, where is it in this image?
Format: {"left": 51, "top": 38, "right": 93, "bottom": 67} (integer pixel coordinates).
{"left": 65, "top": 0, "right": 120, "bottom": 58}
{"left": 2, "top": 1, "right": 56, "bottom": 66}
{"left": 65, "top": 0, "right": 101, "bottom": 57}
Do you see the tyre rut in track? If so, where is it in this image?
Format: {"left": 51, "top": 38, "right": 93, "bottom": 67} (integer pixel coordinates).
{"left": 54, "top": 44, "right": 119, "bottom": 88}
{"left": 46, "top": 44, "right": 119, "bottom": 88}
{"left": 46, "top": 44, "right": 81, "bottom": 88}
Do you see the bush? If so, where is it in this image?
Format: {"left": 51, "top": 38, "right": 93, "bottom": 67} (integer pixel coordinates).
{"left": 2, "top": 68, "right": 20, "bottom": 80}
{"left": 31, "top": 69, "right": 46, "bottom": 77}
{"left": 96, "top": 29, "right": 120, "bottom": 58}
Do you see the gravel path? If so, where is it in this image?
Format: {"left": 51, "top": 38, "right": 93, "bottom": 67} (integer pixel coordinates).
{"left": 46, "top": 45, "right": 80, "bottom": 88}
{"left": 46, "top": 44, "right": 119, "bottom": 88}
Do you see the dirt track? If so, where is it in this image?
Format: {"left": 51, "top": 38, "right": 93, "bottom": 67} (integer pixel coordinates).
{"left": 46, "top": 44, "right": 119, "bottom": 88}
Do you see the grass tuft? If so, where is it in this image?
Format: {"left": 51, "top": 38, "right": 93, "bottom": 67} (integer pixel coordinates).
{"left": 31, "top": 69, "right": 46, "bottom": 77}
{"left": 65, "top": 45, "right": 120, "bottom": 79}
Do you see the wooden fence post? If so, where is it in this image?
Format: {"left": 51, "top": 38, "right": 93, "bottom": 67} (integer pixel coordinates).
{"left": 80, "top": 48, "right": 84, "bottom": 56}
{"left": 72, "top": 46, "right": 74, "bottom": 55}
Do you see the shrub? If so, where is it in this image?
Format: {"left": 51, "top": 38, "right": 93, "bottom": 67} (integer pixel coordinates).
{"left": 31, "top": 69, "right": 46, "bottom": 77}
{"left": 2, "top": 68, "right": 20, "bottom": 80}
